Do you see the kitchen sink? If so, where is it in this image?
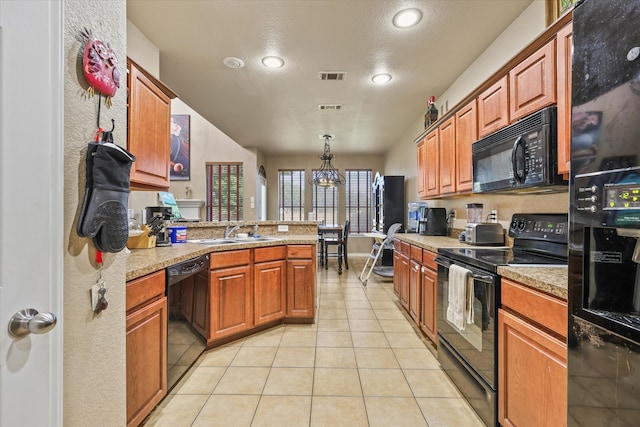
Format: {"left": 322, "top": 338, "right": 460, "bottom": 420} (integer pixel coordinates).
{"left": 190, "top": 236, "right": 280, "bottom": 245}
{"left": 191, "top": 238, "right": 238, "bottom": 245}
{"left": 236, "top": 236, "right": 280, "bottom": 242}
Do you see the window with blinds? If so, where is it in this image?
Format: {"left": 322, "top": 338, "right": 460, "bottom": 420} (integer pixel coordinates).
{"left": 346, "top": 169, "right": 372, "bottom": 233}
{"left": 312, "top": 175, "right": 338, "bottom": 225}
{"left": 206, "top": 163, "right": 244, "bottom": 221}
{"left": 278, "top": 169, "right": 305, "bottom": 221}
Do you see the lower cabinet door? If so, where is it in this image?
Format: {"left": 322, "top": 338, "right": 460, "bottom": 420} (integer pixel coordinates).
{"left": 498, "top": 309, "right": 567, "bottom": 427}
{"left": 126, "top": 296, "right": 167, "bottom": 427}
{"left": 209, "top": 264, "right": 253, "bottom": 341}
{"left": 420, "top": 266, "right": 437, "bottom": 344}
{"left": 254, "top": 259, "right": 286, "bottom": 325}
{"left": 409, "top": 259, "right": 421, "bottom": 322}
{"left": 399, "top": 254, "right": 410, "bottom": 309}
{"left": 287, "top": 259, "right": 315, "bottom": 318}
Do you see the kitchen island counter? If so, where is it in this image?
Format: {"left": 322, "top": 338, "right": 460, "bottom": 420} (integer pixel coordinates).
{"left": 126, "top": 235, "right": 318, "bottom": 281}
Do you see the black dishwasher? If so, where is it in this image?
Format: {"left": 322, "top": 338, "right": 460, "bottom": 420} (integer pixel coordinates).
{"left": 166, "top": 254, "right": 209, "bottom": 390}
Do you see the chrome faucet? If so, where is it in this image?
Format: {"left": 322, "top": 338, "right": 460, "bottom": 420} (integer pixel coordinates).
{"left": 224, "top": 224, "right": 243, "bottom": 238}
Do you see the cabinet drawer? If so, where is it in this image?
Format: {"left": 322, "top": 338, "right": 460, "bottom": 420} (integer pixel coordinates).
{"left": 254, "top": 245, "right": 286, "bottom": 263}
{"left": 287, "top": 244, "right": 313, "bottom": 259}
{"left": 501, "top": 278, "right": 567, "bottom": 339}
{"left": 394, "top": 241, "right": 402, "bottom": 252}
{"left": 126, "top": 270, "right": 165, "bottom": 312}
{"left": 422, "top": 250, "right": 437, "bottom": 271}
{"left": 400, "top": 241, "right": 410, "bottom": 255}
{"left": 210, "top": 249, "right": 251, "bottom": 269}
{"left": 410, "top": 245, "right": 423, "bottom": 262}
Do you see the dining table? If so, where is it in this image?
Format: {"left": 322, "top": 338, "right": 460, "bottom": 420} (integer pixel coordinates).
{"left": 317, "top": 224, "right": 344, "bottom": 273}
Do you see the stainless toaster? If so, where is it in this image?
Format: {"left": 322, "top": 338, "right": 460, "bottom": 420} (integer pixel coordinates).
{"left": 465, "top": 223, "right": 504, "bottom": 246}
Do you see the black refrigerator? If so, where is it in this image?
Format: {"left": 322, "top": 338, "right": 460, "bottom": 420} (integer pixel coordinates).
{"left": 568, "top": 0, "right": 640, "bottom": 425}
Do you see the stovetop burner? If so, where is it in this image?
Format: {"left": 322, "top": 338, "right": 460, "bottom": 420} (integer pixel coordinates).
{"left": 437, "top": 246, "right": 567, "bottom": 273}
{"left": 438, "top": 213, "right": 569, "bottom": 272}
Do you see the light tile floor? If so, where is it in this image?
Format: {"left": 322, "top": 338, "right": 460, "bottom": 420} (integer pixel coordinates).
{"left": 142, "top": 256, "right": 485, "bottom": 426}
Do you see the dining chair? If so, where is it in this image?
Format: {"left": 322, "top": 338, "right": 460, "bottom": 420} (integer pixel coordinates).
{"left": 324, "top": 220, "right": 350, "bottom": 274}
{"left": 317, "top": 232, "right": 325, "bottom": 267}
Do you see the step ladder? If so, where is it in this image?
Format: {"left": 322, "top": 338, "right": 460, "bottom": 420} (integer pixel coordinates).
{"left": 359, "top": 223, "right": 402, "bottom": 286}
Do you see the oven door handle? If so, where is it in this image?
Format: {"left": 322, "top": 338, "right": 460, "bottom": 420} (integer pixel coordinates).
{"left": 468, "top": 273, "right": 496, "bottom": 284}
{"left": 434, "top": 255, "right": 497, "bottom": 284}
{"left": 434, "top": 255, "right": 452, "bottom": 268}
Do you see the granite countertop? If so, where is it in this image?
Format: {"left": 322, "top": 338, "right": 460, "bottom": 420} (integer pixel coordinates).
{"left": 126, "top": 234, "right": 318, "bottom": 281}
{"left": 392, "top": 233, "right": 464, "bottom": 252}
{"left": 498, "top": 266, "right": 567, "bottom": 300}
{"left": 392, "top": 232, "right": 568, "bottom": 301}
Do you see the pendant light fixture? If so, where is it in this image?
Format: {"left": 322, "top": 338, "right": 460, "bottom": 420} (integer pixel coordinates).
{"left": 309, "top": 135, "right": 345, "bottom": 187}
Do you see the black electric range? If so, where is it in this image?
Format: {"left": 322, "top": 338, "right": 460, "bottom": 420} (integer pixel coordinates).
{"left": 434, "top": 213, "right": 567, "bottom": 427}
{"left": 438, "top": 213, "right": 568, "bottom": 273}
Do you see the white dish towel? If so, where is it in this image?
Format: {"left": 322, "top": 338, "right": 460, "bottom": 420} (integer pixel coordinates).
{"left": 447, "top": 264, "right": 472, "bottom": 331}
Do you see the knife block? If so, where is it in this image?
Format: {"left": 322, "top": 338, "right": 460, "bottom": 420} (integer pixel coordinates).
{"left": 126, "top": 225, "right": 157, "bottom": 249}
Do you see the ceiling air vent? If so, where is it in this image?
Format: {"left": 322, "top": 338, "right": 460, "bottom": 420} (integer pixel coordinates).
{"left": 319, "top": 71, "right": 346, "bottom": 81}
{"left": 318, "top": 104, "right": 343, "bottom": 111}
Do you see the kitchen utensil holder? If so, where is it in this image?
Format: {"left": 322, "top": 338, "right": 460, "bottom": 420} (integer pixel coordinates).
{"left": 126, "top": 225, "right": 157, "bottom": 249}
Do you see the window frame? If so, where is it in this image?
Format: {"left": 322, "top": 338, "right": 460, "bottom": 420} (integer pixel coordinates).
{"left": 205, "top": 162, "right": 244, "bottom": 221}
{"left": 345, "top": 169, "right": 372, "bottom": 234}
{"left": 278, "top": 169, "right": 306, "bottom": 221}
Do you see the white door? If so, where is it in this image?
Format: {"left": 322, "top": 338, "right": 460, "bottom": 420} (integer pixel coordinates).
{"left": 0, "top": 1, "right": 64, "bottom": 426}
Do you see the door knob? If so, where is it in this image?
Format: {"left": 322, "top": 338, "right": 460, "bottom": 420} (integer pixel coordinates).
{"left": 8, "top": 308, "right": 57, "bottom": 338}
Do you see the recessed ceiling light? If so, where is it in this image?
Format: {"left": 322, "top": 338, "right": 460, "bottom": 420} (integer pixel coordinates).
{"left": 372, "top": 73, "right": 392, "bottom": 84}
{"left": 223, "top": 57, "right": 245, "bottom": 69}
{"left": 262, "top": 56, "right": 285, "bottom": 68}
{"left": 392, "top": 8, "right": 423, "bottom": 28}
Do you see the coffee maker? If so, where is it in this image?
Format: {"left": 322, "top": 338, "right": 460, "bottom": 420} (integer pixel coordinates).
{"left": 417, "top": 207, "right": 447, "bottom": 236}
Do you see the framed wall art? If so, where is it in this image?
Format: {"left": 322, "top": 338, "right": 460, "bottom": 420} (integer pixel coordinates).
{"left": 170, "top": 114, "right": 190, "bottom": 180}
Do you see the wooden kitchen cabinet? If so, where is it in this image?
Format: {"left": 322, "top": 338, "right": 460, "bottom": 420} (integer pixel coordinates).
{"left": 498, "top": 278, "right": 567, "bottom": 427}
{"left": 438, "top": 116, "right": 456, "bottom": 195}
{"left": 209, "top": 250, "right": 253, "bottom": 341}
{"left": 408, "top": 245, "right": 423, "bottom": 322}
{"left": 286, "top": 245, "right": 316, "bottom": 319}
{"left": 424, "top": 129, "right": 440, "bottom": 197}
{"left": 478, "top": 75, "right": 509, "bottom": 138}
{"left": 393, "top": 241, "right": 410, "bottom": 310}
{"left": 419, "top": 250, "right": 438, "bottom": 344}
{"left": 454, "top": 99, "right": 477, "bottom": 194}
{"left": 556, "top": 22, "right": 573, "bottom": 176}
{"left": 254, "top": 246, "right": 287, "bottom": 325}
{"left": 416, "top": 137, "right": 428, "bottom": 199}
{"left": 393, "top": 242, "right": 402, "bottom": 297}
{"left": 126, "top": 270, "right": 167, "bottom": 427}
{"left": 127, "top": 58, "right": 177, "bottom": 190}
{"left": 509, "top": 40, "right": 557, "bottom": 122}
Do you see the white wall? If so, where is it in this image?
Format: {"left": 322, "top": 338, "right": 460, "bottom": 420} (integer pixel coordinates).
{"left": 127, "top": 22, "right": 259, "bottom": 222}
{"left": 64, "top": 1, "right": 127, "bottom": 425}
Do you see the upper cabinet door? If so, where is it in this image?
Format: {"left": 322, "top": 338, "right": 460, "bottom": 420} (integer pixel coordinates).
{"left": 416, "top": 138, "right": 428, "bottom": 199}
{"left": 478, "top": 76, "right": 509, "bottom": 138}
{"left": 127, "top": 59, "right": 176, "bottom": 190}
{"left": 455, "top": 100, "right": 477, "bottom": 194}
{"left": 425, "top": 129, "right": 440, "bottom": 197}
{"left": 556, "top": 22, "right": 573, "bottom": 176}
{"left": 438, "top": 117, "right": 456, "bottom": 195}
{"left": 509, "top": 40, "right": 557, "bottom": 122}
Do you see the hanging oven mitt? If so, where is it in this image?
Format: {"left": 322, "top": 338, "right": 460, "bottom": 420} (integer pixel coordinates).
{"left": 77, "top": 131, "right": 135, "bottom": 253}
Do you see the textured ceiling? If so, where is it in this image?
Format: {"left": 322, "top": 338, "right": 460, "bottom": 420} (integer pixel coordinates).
{"left": 127, "top": 0, "right": 534, "bottom": 155}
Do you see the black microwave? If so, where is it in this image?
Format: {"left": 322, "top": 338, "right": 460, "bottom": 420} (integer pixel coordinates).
{"left": 472, "top": 106, "right": 567, "bottom": 193}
